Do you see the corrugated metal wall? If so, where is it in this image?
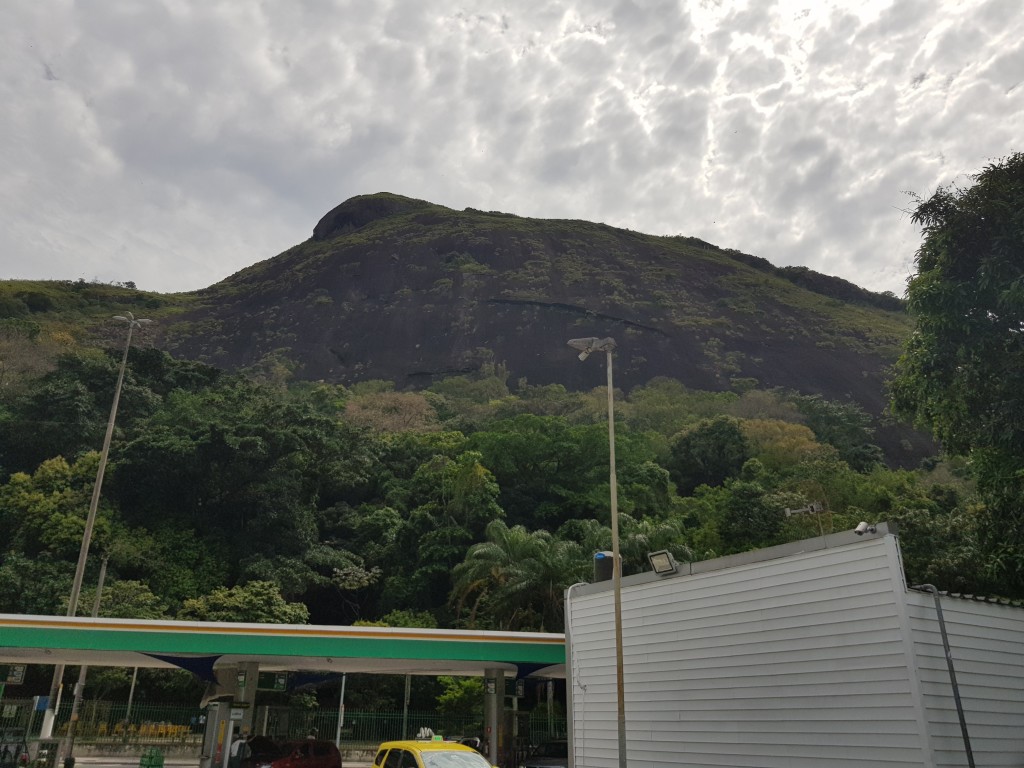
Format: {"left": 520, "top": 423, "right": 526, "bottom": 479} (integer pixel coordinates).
{"left": 567, "top": 535, "right": 934, "bottom": 767}
{"left": 907, "top": 593, "right": 1024, "bottom": 767}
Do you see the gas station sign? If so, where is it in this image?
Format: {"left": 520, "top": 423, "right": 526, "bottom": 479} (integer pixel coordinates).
{"left": 257, "top": 672, "right": 288, "bottom": 691}
{"left": 0, "top": 666, "right": 25, "bottom": 685}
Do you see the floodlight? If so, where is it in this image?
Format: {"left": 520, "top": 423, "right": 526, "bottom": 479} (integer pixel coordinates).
{"left": 647, "top": 549, "right": 678, "bottom": 575}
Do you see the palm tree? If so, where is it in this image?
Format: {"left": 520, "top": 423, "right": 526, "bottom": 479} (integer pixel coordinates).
{"left": 451, "top": 520, "right": 589, "bottom": 631}
{"left": 618, "top": 514, "right": 693, "bottom": 574}
{"left": 452, "top": 520, "right": 537, "bottom": 628}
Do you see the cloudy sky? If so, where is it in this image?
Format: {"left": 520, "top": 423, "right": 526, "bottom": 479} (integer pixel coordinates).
{"left": 1, "top": 1, "right": 1020, "bottom": 296}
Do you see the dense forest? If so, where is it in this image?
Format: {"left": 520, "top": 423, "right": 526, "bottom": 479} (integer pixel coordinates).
{"left": 0, "top": 341, "right": 997, "bottom": 634}
{"left": 0, "top": 317, "right": 1000, "bottom": 709}
{"left": 3, "top": 153, "right": 1022, "bottom": 712}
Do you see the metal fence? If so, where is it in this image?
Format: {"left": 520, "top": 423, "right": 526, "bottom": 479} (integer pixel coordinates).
{"left": 2, "top": 700, "right": 564, "bottom": 750}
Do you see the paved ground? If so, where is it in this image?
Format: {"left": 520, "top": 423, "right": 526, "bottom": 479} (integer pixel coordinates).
{"left": 70, "top": 759, "right": 373, "bottom": 768}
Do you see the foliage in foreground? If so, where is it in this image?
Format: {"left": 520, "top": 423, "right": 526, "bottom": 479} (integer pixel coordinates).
{"left": 0, "top": 347, "right": 994, "bottom": 619}
{"left": 0, "top": 338, "right": 1002, "bottom": 706}
{"left": 893, "top": 151, "right": 1024, "bottom": 593}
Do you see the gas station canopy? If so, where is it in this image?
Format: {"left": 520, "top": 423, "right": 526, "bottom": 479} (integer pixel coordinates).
{"left": 0, "top": 613, "right": 566, "bottom": 679}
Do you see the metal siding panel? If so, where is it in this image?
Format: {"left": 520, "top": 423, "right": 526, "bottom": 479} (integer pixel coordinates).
{"left": 907, "top": 594, "right": 1024, "bottom": 767}
{"left": 568, "top": 537, "right": 930, "bottom": 767}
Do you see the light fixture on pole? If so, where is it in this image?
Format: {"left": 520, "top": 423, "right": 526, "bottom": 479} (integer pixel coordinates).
{"left": 42, "top": 312, "right": 151, "bottom": 740}
{"left": 566, "top": 336, "right": 626, "bottom": 768}
{"left": 646, "top": 550, "right": 678, "bottom": 576}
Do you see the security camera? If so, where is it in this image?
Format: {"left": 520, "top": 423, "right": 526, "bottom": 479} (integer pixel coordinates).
{"left": 854, "top": 522, "right": 876, "bottom": 535}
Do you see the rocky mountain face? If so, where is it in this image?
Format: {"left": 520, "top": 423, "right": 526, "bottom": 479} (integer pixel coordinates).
{"left": 161, "top": 193, "right": 929, "bottom": 462}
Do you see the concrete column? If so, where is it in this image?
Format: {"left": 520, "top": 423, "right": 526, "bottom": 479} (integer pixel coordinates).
{"left": 199, "top": 701, "right": 224, "bottom": 768}
{"left": 483, "top": 668, "right": 504, "bottom": 766}
{"left": 236, "top": 661, "right": 259, "bottom": 734}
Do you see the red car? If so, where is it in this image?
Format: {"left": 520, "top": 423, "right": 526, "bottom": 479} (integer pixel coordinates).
{"left": 253, "top": 740, "right": 342, "bottom": 768}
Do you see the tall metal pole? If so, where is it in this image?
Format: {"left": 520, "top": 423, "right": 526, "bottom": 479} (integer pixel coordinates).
{"left": 124, "top": 667, "right": 139, "bottom": 734}
{"left": 567, "top": 337, "right": 626, "bottom": 768}
{"left": 401, "top": 674, "right": 411, "bottom": 739}
{"left": 62, "top": 556, "right": 108, "bottom": 764}
{"left": 604, "top": 347, "right": 627, "bottom": 768}
{"left": 42, "top": 313, "right": 150, "bottom": 738}
{"left": 333, "top": 673, "right": 347, "bottom": 748}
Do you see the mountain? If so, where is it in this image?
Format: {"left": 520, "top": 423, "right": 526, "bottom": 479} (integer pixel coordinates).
{"left": 165, "top": 193, "right": 906, "bottom": 389}
{"left": 0, "top": 192, "right": 928, "bottom": 463}
{"left": 156, "top": 193, "right": 925, "bottom": 460}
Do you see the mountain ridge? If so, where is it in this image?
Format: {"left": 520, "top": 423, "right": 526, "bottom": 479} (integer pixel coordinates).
{"left": 151, "top": 193, "right": 927, "bottom": 462}
{"left": 0, "top": 193, "right": 928, "bottom": 463}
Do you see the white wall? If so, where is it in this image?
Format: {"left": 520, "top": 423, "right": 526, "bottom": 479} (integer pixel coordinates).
{"left": 906, "top": 592, "right": 1024, "bottom": 766}
{"left": 566, "top": 534, "right": 935, "bottom": 767}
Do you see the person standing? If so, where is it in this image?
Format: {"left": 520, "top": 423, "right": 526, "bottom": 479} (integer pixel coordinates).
{"left": 229, "top": 729, "right": 251, "bottom": 768}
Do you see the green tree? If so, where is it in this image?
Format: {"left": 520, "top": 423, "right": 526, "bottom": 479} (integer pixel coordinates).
{"left": 344, "top": 391, "right": 440, "bottom": 433}
{"left": 436, "top": 676, "right": 485, "bottom": 717}
{"left": 0, "top": 454, "right": 113, "bottom": 560}
{"left": 379, "top": 609, "right": 438, "bottom": 628}
{"left": 892, "top": 152, "right": 1024, "bottom": 592}
{"left": 375, "top": 450, "right": 505, "bottom": 619}
{"left": 118, "top": 526, "right": 229, "bottom": 611}
{"left": 624, "top": 377, "right": 736, "bottom": 436}
{"left": 0, "top": 348, "right": 161, "bottom": 474}
{"left": 469, "top": 414, "right": 657, "bottom": 529}
{"left": 618, "top": 460, "right": 680, "bottom": 518}
{"left": 0, "top": 317, "right": 56, "bottom": 397}
{"left": 668, "top": 416, "right": 750, "bottom": 494}
{"left": 788, "top": 394, "right": 883, "bottom": 472}
{"left": 78, "top": 579, "right": 169, "bottom": 619}
{"left": 718, "top": 461, "right": 785, "bottom": 551}
{"left": 739, "top": 419, "right": 831, "bottom": 473}
{"left": 75, "top": 578, "right": 172, "bottom": 701}
{"left": 451, "top": 520, "right": 588, "bottom": 631}
{"left": 468, "top": 415, "right": 584, "bottom": 527}
{"left": 0, "top": 553, "right": 72, "bottom": 614}
{"left": 177, "top": 581, "right": 309, "bottom": 623}
{"left": 111, "top": 380, "right": 377, "bottom": 586}
{"left": 618, "top": 514, "right": 692, "bottom": 573}
{"left": 499, "top": 382, "right": 591, "bottom": 420}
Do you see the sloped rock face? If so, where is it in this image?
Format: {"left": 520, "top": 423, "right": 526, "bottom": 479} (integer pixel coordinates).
{"left": 162, "top": 193, "right": 931, "bottom": 463}
{"left": 312, "top": 194, "right": 434, "bottom": 241}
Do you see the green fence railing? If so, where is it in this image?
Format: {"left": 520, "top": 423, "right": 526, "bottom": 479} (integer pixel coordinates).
{"left": 2, "top": 699, "right": 565, "bottom": 750}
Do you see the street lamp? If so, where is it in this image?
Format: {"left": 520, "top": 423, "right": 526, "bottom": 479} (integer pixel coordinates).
{"left": 62, "top": 555, "right": 108, "bottom": 765}
{"left": 42, "top": 313, "right": 151, "bottom": 742}
{"left": 566, "top": 336, "right": 626, "bottom": 768}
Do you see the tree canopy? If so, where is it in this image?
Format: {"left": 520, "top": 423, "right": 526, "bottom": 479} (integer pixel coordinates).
{"left": 0, "top": 338, "right": 1014, "bottom": 705}
{"left": 892, "top": 152, "right": 1024, "bottom": 589}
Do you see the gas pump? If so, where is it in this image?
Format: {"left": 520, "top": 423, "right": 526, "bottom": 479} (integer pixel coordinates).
{"left": 199, "top": 662, "right": 259, "bottom": 768}
{"left": 199, "top": 703, "right": 233, "bottom": 768}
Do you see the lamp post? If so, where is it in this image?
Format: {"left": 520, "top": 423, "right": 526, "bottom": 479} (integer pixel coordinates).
{"left": 567, "top": 336, "right": 626, "bottom": 768}
{"left": 42, "top": 313, "right": 150, "bottom": 740}
{"left": 62, "top": 555, "right": 108, "bottom": 765}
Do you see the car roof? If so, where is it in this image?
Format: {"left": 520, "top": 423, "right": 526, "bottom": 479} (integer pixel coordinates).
{"left": 377, "top": 741, "right": 479, "bottom": 753}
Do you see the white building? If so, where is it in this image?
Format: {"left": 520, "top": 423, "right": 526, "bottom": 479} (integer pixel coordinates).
{"left": 565, "top": 524, "right": 1024, "bottom": 767}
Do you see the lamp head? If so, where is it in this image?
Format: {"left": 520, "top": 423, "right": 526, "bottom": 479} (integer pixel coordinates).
{"left": 567, "top": 337, "right": 616, "bottom": 360}
{"left": 113, "top": 312, "right": 151, "bottom": 329}
{"left": 647, "top": 549, "right": 678, "bottom": 575}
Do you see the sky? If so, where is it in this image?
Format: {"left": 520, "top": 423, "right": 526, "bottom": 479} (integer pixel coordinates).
{"left": 1, "top": 1, "right": 1021, "bottom": 297}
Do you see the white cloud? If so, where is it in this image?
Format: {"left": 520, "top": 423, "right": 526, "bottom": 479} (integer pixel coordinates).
{"left": 0, "top": 0, "right": 1020, "bottom": 295}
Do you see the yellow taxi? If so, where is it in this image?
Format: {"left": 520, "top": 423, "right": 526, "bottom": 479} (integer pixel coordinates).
{"left": 371, "top": 739, "right": 495, "bottom": 768}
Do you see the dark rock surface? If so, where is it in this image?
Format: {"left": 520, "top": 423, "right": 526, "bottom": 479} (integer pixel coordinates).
{"left": 161, "top": 193, "right": 930, "bottom": 464}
